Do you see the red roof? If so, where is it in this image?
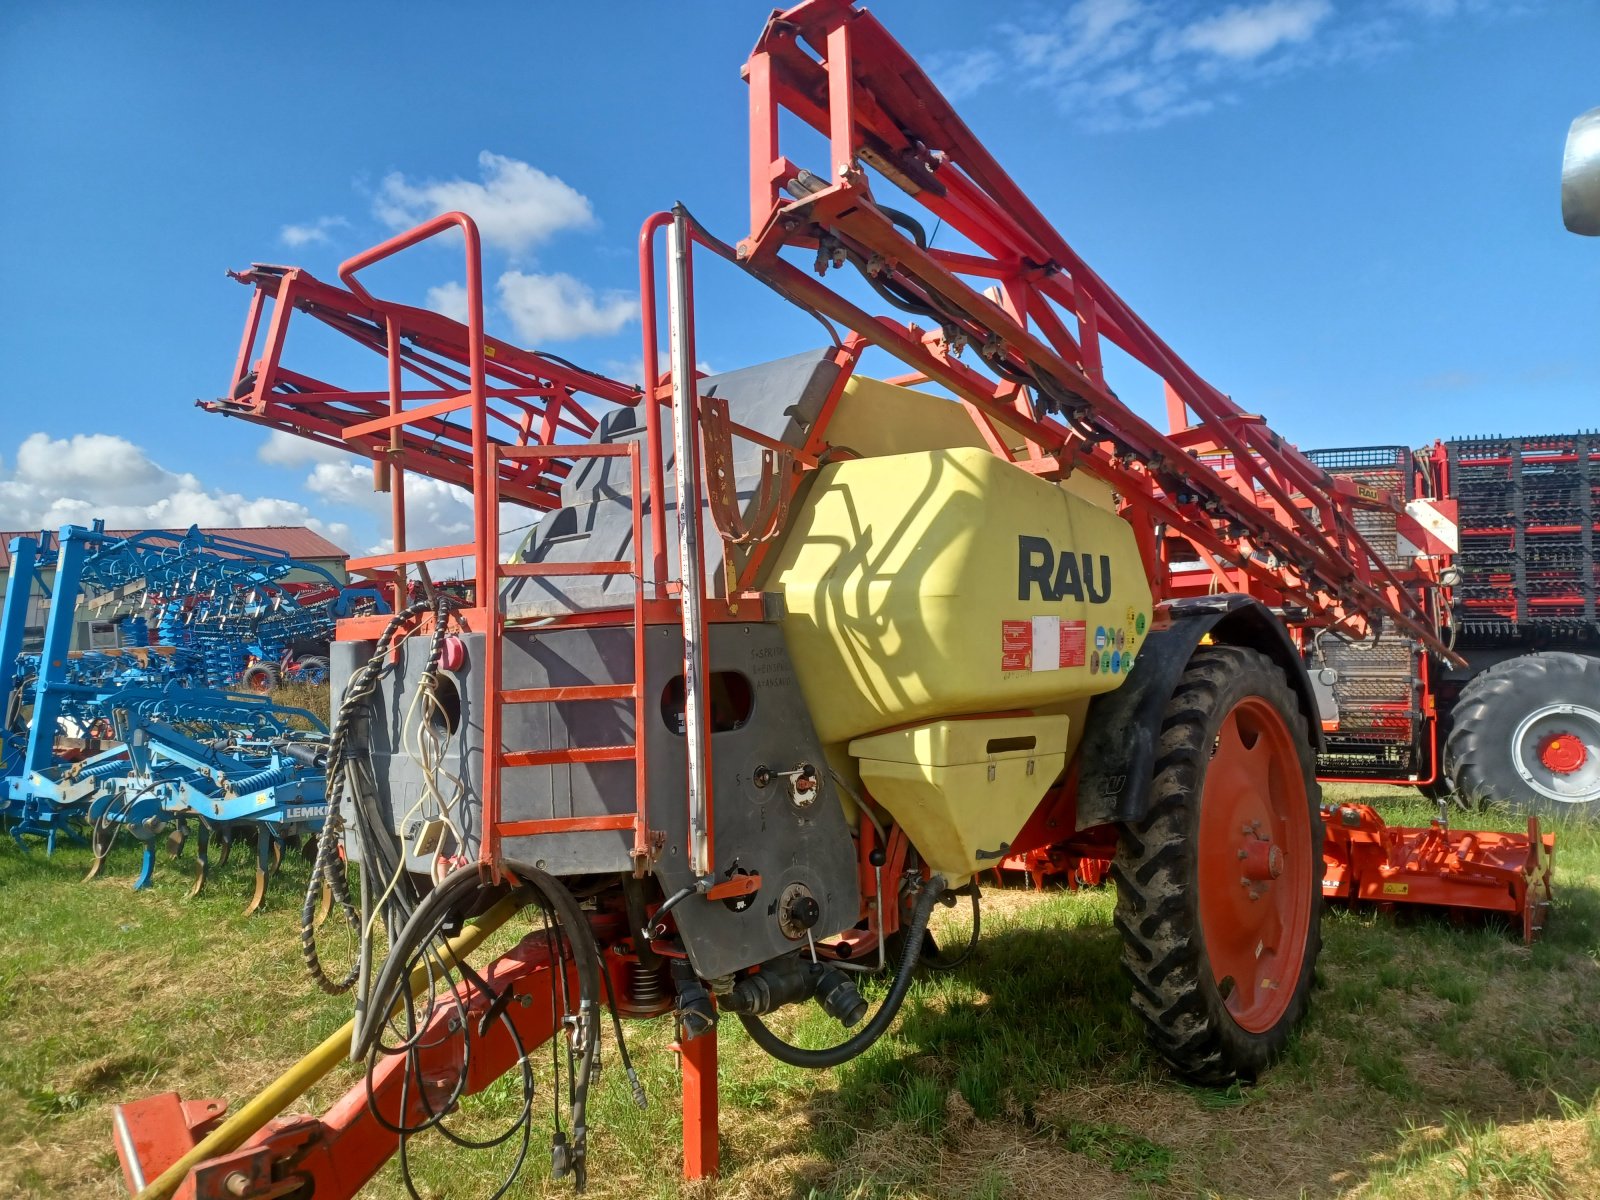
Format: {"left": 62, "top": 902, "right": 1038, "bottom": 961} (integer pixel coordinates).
{"left": 0, "top": 526, "right": 349, "bottom": 569}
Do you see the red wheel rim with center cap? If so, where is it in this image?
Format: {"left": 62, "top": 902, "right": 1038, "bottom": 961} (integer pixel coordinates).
{"left": 1539, "top": 733, "right": 1588, "bottom": 776}
{"left": 1196, "top": 695, "right": 1313, "bottom": 1034}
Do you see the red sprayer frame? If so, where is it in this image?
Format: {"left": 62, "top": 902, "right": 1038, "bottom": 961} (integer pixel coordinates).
{"left": 735, "top": 0, "right": 1458, "bottom": 666}
{"left": 120, "top": 3, "right": 1509, "bottom": 1197}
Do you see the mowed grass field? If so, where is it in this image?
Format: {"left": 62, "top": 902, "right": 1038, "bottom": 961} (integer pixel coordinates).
{"left": 2, "top": 784, "right": 1598, "bottom": 1200}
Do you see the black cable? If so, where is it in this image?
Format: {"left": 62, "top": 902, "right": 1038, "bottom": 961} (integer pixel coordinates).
{"left": 739, "top": 873, "right": 945, "bottom": 1069}
{"left": 597, "top": 956, "right": 647, "bottom": 1109}
{"left": 499, "top": 862, "right": 601, "bottom": 1190}
{"left": 352, "top": 861, "right": 501, "bottom": 1058}
{"left": 876, "top": 204, "right": 929, "bottom": 249}
{"left": 300, "top": 599, "right": 435, "bottom": 995}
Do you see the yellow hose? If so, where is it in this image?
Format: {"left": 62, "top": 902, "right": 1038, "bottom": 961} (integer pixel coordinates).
{"left": 133, "top": 894, "right": 523, "bottom": 1200}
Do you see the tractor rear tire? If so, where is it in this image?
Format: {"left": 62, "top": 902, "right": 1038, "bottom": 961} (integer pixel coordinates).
{"left": 1443, "top": 652, "right": 1600, "bottom": 819}
{"left": 1112, "top": 645, "right": 1322, "bottom": 1085}
{"left": 241, "top": 664, "right": 279, "bottom": 694}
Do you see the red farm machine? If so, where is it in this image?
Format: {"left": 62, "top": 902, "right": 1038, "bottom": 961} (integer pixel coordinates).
{"left": 109, "top": 9, "right": 1596, "bottom": 1198}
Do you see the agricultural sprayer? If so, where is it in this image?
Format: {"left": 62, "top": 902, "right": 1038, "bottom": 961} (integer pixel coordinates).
{"left": 110, "top": 6, "right": 1584, "bottom": 1197}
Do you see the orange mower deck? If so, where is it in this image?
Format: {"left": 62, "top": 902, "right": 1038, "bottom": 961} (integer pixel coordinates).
{"left": 1320, "top": 804, "right": 1556, "bottom": 943}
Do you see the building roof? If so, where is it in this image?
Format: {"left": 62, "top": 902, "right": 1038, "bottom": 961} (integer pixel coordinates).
{"left": 0, "top": 526, "right": 349, "bottom": 569}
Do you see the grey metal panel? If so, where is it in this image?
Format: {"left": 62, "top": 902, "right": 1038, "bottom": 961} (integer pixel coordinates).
{"left": 330, "top": 635, "right": 485, "bottom": 873}
{"left": 501, "top": 349, "right": 839, "bottom": 620}
{"left": 632, "top": 622, "right": 860, "bottom": 980}
{"left": 334, "top": 620, "right": 860, "bottom": 979}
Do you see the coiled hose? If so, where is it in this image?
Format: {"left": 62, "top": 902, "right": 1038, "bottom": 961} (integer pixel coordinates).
{"left": 300, "top": 600, "right": 434, "bottom": 995}
{"left": 738, "top": 873, "right": 946, "bottom": 1069}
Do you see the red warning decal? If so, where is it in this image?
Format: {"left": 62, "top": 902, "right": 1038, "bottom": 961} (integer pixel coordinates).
{"left": 1001, "top": 620, "right": 1032, "bottom": 671}
{"left": 1059, "top": 619, "right": 1086, "bottom": 668}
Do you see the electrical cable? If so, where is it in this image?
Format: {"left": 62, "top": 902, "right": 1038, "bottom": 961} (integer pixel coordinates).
{"left": 300, "top": 599, "right": 432, "bottom": 995}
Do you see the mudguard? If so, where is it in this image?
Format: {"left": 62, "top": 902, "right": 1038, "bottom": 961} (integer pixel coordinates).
{"left": 1074, "top": 596, "right": 1322, "bottom": 831}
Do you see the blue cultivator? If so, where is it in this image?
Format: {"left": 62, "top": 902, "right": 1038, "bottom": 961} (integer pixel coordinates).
{"left": 78, "top": 704, "right": 329, "bottom": 913}
{"left": 0, "top": 522, "right": 355, "bottom": 911}
{"left": 74, "top": 523, "right": 387, "bottom": 688}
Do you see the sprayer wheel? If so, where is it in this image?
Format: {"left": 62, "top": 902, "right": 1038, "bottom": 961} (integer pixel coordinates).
{"left": 1112, "top": 645, "right": 1322, "bottom": 1085}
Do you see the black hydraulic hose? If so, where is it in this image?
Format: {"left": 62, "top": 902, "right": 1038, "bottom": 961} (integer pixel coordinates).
{"left": 351, "top": 859, "right": 501, "bottom": 1060}
{"left": 301, "top": 600, "right": 431, "bottom": 994}
{"left": 499, "top": 862, "right": 602, "bottom": 1189}
{"left": 738, "top": 874, "right": 945, "bottom": 1070}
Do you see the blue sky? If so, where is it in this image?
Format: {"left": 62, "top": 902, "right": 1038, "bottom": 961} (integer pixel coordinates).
{"left": 1, "top": 0, "right": 1595, "bottom": 556}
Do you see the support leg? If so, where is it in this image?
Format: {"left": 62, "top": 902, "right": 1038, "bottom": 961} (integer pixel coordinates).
{"left": 678, "top": 1025, "right": 719, "bottom": 1181}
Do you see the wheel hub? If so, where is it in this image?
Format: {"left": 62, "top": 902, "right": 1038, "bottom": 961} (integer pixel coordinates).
{"left": 1538, "top": 732, "right": 1588, "bottom": 775}
{"left": 1512, "top": 702, "right": 1600, "bottom": 803}
{"left": 1238, "top": 836, "right": 1284, "bottom": 886}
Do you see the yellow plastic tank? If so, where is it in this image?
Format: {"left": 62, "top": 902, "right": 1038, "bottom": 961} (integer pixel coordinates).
{"left": 850, "top": 713, "right": 1072, "bottom": 878}
{"left": 769, "top": 443, "right": 1153, "bottom": 749}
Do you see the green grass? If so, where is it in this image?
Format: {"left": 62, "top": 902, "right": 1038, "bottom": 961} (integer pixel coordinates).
{"left": 2, "top": 784, "right": 1599, "bottom": 1198}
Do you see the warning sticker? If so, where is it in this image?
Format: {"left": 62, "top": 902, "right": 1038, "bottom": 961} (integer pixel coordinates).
{"left": 1059, "top": 619, "right": 1086, "bottom": 668}
{"left": 1001, "top": 620, "right": 1032, "bottom": 671}
{"left": 1381, "top": 881, "right": 1409, "bottom": 896}
{"left": 1005, "top": 617, "right": 1089, "bottom": 672}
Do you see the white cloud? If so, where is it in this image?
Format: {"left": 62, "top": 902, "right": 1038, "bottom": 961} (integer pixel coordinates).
{"left": 601, "top": 355, "right": 716, "bottom": 388}
{"left": 1166, "top": 0, "right": 1331, "bottom": 60}
{"left": 303, "top": 460, "right": 534, "bottom": 558}
{"left": 258, "top": 429, "right": 348, "bottom": 468}
{"left": 0, "top": 432, "right": 351, "bottom": 549}
{"left": 279, "top": 216, "right": 348, "bottom": 247}
{"left": 934, "top": 0, "right": 1511, "bottom": 130}
{"left": 496, "top": 271, "right": 638, "bottom": 343}
{"left": 374, "top": 152, "right": 595, "bottom": 254}
{"left": 427, "top": 281, "right": 471, "bottom": 323}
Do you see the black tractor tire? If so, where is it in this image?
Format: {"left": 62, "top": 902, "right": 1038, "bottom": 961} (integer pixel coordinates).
{"left": 1418, "top": 776, "right": 1451, "bottom": 803}
{"left": 1443, "top": 652, "right": 1600, "bottom": 820}
{"left": 1112, "top": 645, "right": 1323, "bottom": 1086}
{"left": 241, "top": 663, "right": 279, "bottom": 694}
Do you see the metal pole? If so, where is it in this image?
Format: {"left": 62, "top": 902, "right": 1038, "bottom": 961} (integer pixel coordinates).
{"left": 668, "top": 209, "right": 711, "bottom": 879}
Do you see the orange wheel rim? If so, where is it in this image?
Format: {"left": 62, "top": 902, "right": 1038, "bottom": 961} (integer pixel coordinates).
{"left": 1197, "top": 696, "right": 1313, "bottom": 1034}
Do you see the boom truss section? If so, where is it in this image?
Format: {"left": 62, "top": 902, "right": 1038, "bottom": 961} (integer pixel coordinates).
{"left": 737, "top": 0, "right": 1457, "bottom": 663}
{"left": 200, "top": 224, "right": 638, "bottom": 598}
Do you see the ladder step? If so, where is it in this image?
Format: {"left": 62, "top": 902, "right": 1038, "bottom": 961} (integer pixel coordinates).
{"left": 501, "top": 745, "right": 635, "bottom": 768}
{"left": 496, "top": 814, "right": 636, "bottom": 837}
{"left": 501, "top": 684, "right": 636, "bottom": 704}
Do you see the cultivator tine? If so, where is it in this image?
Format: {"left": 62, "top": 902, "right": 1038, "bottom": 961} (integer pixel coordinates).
{"left": 315, "top": 878, "right": 335, "bottom": 927}
{"left": 244, "top": 826, "right": 272, "bottom": 916}
{"left": 167, "top": 818, "right": 187, "bottom": 860}
{"left": 133, "top": 839, "right": 158, "bottom": 891}
{"left": 188, "top": 821, "right": 212, "bottom": 900}
{"left": 216, "top": 831, "right": 234, "bottom": 868}
{"left": 269, "top": 835, "right": 284, "bottom": 877}
{"left": 84, "top": 818, "right": 114, "bottom": 882}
